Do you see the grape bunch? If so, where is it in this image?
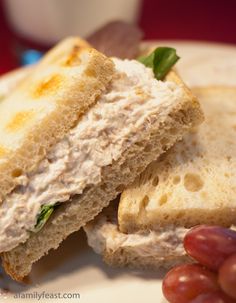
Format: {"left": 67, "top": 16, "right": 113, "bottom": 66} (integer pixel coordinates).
{"left": 162, "top": 225, "right": 236, "bottom": 303}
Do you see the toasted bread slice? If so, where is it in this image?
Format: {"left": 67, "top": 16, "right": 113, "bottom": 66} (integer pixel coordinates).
{"left": 1, "top": 65, "right": 203, "bottom": 281}
{"left": 119, "top": 87, "right": 236, "bottom": 233}
{"left": 0, "top": 37, "right": 114, "bottom": 202}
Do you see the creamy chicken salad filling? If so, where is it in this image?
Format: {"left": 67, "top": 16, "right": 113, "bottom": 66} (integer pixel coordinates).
{"left": 85, "top": 214, "right": 236, "bottom": 259}
{"left": 86, "top": 217, "right": 188, "bottom": 258}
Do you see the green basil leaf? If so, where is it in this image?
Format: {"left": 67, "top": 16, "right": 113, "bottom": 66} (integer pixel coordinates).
{"left": 33, "top": 203, "right": 60, "bottom": 233}
{"left": 138, "top": 51, "right": 155, "bottom": 68}
{"left": 138, "top": 47, "right": 180, "bottom": 80}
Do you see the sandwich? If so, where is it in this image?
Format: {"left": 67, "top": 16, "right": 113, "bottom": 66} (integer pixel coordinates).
{"left": 85, "top": 87, "right": 236, "bottom": 269}
{"left": 0, "top": 37, "right": 203, "bottom": 281}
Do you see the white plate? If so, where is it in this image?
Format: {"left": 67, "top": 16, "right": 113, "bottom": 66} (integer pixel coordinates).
{"left": 1, "top": 41, "right": 236, "bottom": 303}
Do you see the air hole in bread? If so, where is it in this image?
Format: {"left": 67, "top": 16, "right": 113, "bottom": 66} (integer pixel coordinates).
{"left": 152, "top": 176, "right": 159, "bottom": 187}
{"left": 47, "top": 158, "right": 54, "bottom": 164}
{"left": 184, "top": 173, "right": 204, "bottom": 192}
{"left": 163, "top": 214, "right": 170, "bottom": 220}
{"left": 159, "top": 194, "right": 168, "bottom": 206}
{"left": 173, "top": 175, "right": 181, "bottom": 185}
{"left": 119, "top": 249, "right": 124, "bottom": 256}
{"left": 135, "top": 141, "right": 144, "bottom": 147}
{"left": 141, "top": 195, "right": 149, "bottom": 208}
{"left": 11, "top": 168, "right": 23, "bottom": 178}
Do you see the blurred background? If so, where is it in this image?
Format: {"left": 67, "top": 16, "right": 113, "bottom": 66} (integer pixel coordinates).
{"left": 0, "top": 0, "right": 236, "bottom": 75}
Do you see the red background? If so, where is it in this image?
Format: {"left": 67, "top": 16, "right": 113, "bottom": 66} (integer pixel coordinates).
{"left": 1, "top": 0, "right": 236, "bottom": 75}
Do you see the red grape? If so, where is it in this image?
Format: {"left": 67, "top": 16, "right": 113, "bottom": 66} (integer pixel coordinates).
{"left": 184, "top": 226, "right": 236, "bottom": 271}
{"left": 162, "top": 263, "right": 220, "bottom": 303}
{"left": 219, "top": 253, "right": 236, "bottom": 300}
{"left": 189, "top": 291, "right": 236, "bottom": 303}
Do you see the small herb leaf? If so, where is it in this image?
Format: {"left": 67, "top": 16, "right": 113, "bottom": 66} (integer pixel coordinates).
{"left": 138, "top": 47, "right": 180, "bottom": 80}
{"left": 33, "top": 203, "right": 60, "bottom": 233}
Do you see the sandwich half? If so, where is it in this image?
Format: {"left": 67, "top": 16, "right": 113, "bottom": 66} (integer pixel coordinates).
{"left": 85, "top": 87, "right": 236, "bottom": 269}
{"left": 0, "top": 40, "right": 203, "bottom": 281}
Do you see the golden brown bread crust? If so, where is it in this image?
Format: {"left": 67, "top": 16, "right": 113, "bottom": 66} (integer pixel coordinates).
{"left": 0, "top": 37, "right": 114, "bottom": 203}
